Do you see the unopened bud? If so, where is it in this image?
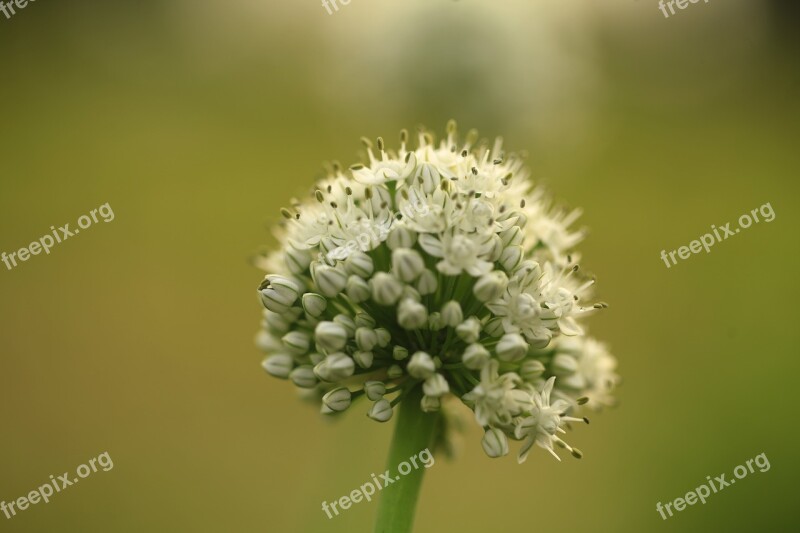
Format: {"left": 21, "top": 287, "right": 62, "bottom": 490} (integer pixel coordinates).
{"left": 441, "top": 301, "right": 463, "bottom": 327}
{"left": 496, "top": 333, "right": 529, "bottom": 362}
{"left": 262, "top": 354, "right": 293, "bottom": 379}
{"left": 322, "top": 387, "right": 352, "bottom": 412}
{"left": 311, "top": 264, "right": 348, "bottom": 297}
{"left": 289, "top": 365, "right": 317, "bottom": 388}
{"left": 407, "top": 351, "right": 435, "bottom": 379}
{"left": 346, "top": 275, "right": 371, "bottom": 302}
{"left": 353, "top": 350, "right": 374, "bottom": 368}
{"left": 370, "top": 272, "right": 403, "bottom": 306}
{"left": 398, "top": 298, "right": 428, "bottom": 330}
{"left": 364, "top": 380, "right": 386, "bottom": 401}
{"left": 481, "top": 428, "right": 509, "bottom": 458}
{"left": 314, "top": 321, "right": 348, "bottom": 353}
{"left": 520, "top": 359, "right": 546, "bottom": 381}
{"left": 456, "top": 317, "right": 482, "bottom": 343}
{"left": 259, "top": 275, "right": 300, "bottom": 313}
{"left": 355, "top": 327, "right": 378, "bottom": 351}
{"left": 473, "top": 271, "right": 509, "bottom": 302}
{"left": 463, "top": 343, "right": 490, "bottom": 370}
{"left": 386, "top": 226, "right": 417, "bottom": 250}
{"left": 416, "top": 269, "right": 438, "bottom": 295}
{"left": 345, "top": 251, "right": 374, "bottom": 278}
{"left": 282, "top": 331, "right": 311, "bottom": 355}
{"left": 422, "top": 373, "right": 450, "bottom": 397}
{"left": 302, "top": 293, "right": 328, "bottom": 318}
{"left": 367, "top": 399, "right": 394, "bottom": 422}
{"left": 392, "top": 248, "right": 425, "bottom": 282}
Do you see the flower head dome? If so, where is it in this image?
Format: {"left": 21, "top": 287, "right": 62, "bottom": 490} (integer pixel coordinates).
{"left": 254, "top": 122, "right": 619, "bottom": 462}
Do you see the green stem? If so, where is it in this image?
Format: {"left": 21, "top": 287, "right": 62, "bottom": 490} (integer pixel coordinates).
{"left": 373, "top": 385, "right": 439, "bottom": 533}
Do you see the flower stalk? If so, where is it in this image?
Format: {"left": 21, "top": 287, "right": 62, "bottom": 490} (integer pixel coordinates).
{"left": 374, "top": 384, "right": 439, "bottom": 533}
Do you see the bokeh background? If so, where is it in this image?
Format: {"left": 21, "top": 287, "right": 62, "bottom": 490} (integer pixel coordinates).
{"left": 1, "top": 0, "right": 799, "bottom": 531}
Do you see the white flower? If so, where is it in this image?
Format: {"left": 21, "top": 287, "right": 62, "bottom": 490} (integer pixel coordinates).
{"left": 514, "top": 377, "right": 586, "bottom": 463}
{"left": 419, "top": 231, "right": 494, "bottom": 276}
{"left": 462, "top": 361, "right": 527, "bottom": 427}
{"left": 254, "top": 123, "right": 616, "bottom": 463}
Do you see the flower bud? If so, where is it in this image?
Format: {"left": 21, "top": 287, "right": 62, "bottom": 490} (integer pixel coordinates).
{"left": 322, "top": 387, "right": 352, "bottom": 412}
{"left": 462, "top": 343, "right": 490, "bottom": 370}
{"left": 302, "top": 293, "right": 327, "bottom": 318}
{"left": 481, "top": 428, "right": 509, "bottom": 458}
{"left": 420, "top": 395, "right": 441, "bottom": 413}
{"left": 262, "top": 354, "right": 293, "bottom": 379}
{"left": 345, "top": 251, "right": 374, "bottom": 278}
{"left": 354, "top": 312, "right": 376, "bottom": 329}
{"left": 314, "top": 321, "right": 348, "bottom": 353}
{"left": 374, "top": 328, "right": 391, "bottom": 347}
{"left": 289, "top": 365, "right": 317, "bottom": 388}
{"left": 259, "top": 275, "right": 300, "bottom": 313}
{"left": 422, "top": 373, "right": 450, "bottom": 397}
{"left": 473, "top": 271, "right": 509, "bottom": 302}
{"left": 314, "top": 353, "right": 355, "bottom": 381}
{"left": 364, "top": 380, "right": 386, "bottom": 401}
{"left": 355, "top": 327, "right": 378, "bottom": 351}
{"left": 456, "top": 317, "right": 482, "bottom": 343}
{"left": 416, "top": 269, "right": 438, "bottom": 295}
{"left": 496, "top": 333, "right": 529, "bottom": 362}
{"left": 353, "top": 350, "right": 374, "bottom": 369}
{"left": 392, "top": 248, "right": 425, "bottom": 282}
{"left": 346, "top": 275, "right": 371, "bottom": 303}
{"left": 520, "top": 359, "right": 546, "bottom": 381}
{"left": 441, "top": 301, "right": 463, "bottom": 328}
{"left": 370, "top": 272, "right": 403, "bottom": 306}
{"left": 499, "top": 245, "right": 524, "bottom": 272}
{"left": 333, "top": 314, "right": 356, "bottom": 337}
{"left": 427, "top": 312, "right": 443, "bottom": 331}
{"left": 311, "top": 264, "right": 348, "bottom": 297}
{"left": 367, "top": 399, "right": 393, "bottom": 422}
{"left": 484, "top": 317, "right": 505, "bottom": 337}
{"left": 264, "top": 310, "right": 293, "bottom": 334}
{"left": 387, "top": 225, "right": 417, "bottom": 250}
{"left": 387, "top": 364, "right": 404, "bottom": 379}
{"left": 282, "top": 331, "right": 311, "bottom": 355}
{"left": 500, "top": 225, "right": 524, "bottom": 247}
{"left": 407, "top": 351, "right": 435, "bottom": 379}
{"left": 551, "top": 353, "right": 579, "bottom": 375}
{"left": 487, "top": 234, "right": 504, "bottom": 262}
{"left": 398, "top": 299, "right": 428, "bottom": 330}
{"left": 255, "top": 331, "right": 282, "bottom": 352}
{"left": 393, "top": 345, "right": 409, "bottom": 360}
{"left": 401, "top": 285, "right": 422, "bottom": 302}
{"left": 285, "top": 246, "right": 311, "bottom": 275}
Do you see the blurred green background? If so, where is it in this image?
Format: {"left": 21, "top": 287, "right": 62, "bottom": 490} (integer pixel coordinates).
{"left": 1, "top": 0, "right": 798, "bottom": 531}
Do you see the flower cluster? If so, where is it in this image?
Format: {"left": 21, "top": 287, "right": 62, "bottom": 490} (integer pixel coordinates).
{"left": 255, "top": 122, "right": 619, "bottom": 463}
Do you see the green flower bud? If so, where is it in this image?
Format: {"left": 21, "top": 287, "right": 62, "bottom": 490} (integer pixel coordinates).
{"left": 463, "top": 343, "right": 490, "bottom": 370}
{"left": 289, "top": 365, "right": 317, "bottom": 388}
{"left": 285, "top": 246, "right": 311, "bottom": 275}
{"left": 551, "top": 353, "right": 579, "bottom": 375}
{"left": 302, "top": 293, "right": 328, "bottom": 318}
{"left": 370, "top": 272, "right": 403, "bottom": 306}
{"left": 355, "top": 327, "right": 378, "bottom": 351}
{"left": 408, "top": 351, "right": 435, "bottom": 379}
{"left": 364, "top": 380, "right": 386, "bottom": 401}
{"left": 345, "top": 251, "right": 374, "bottom": 278}
{"left": 367, "top": 399, "right": 393, "bottom": 422}
{"left": 499, "top": 245, "right": 524, "bottom": 272}
{"left": 520, "top": 359, "right": 546, "bottom": 382}
{"left": 282, "top": 330, "right": 311, "bottom": 355}
{"left": 496, "top": 333, "right": 529, "bottom": 362}
{"left": 473, "top": 271, "right": 509, "bottom": 302}
{"left": 386, "top": 226, "right": 417, "bottom": 250}
{"left": 353, "top": 350, "right": 374, "bottom": 369}
{"left": 333, "top": 314, "right": 356, "bottom": 337}
{"left": 314, "top": 353, "right": 355, "bottom": 381}
{"left": 346, "top": 275, "right": 371, "bottom": 303}
{"left": 314, "top": 321, "right": 348, "bottom": 353}
{"left": 441, "top": 301, "right": 463, "bottom": 328}
{"left": 481, "top": 428, "right": 509, "bottom": 458}
{"left": 311, "top": 263, "right": 348, "bottom": 297}
{"left": 484, "top": 316, "right": 505, "bottom": 337}
{"left": 354, "top": 312, "right": 376, "bottom": 329}
{"left": 392, "top": 248, "right": 425, "bottom": 282}
{"left": 393, "top": 345, "right": 409, "bottom": 361}
{"left": 322, "top": 387, "right": 352, "bottom": 412}
{"left": 456, "top": 317, "right": 482, "bottom": 343}
{"left": 387, "top": 364, "right": 404, "bottom": 379}
{"left": 374, "top": 328, "right": 391, "bottom": 348}
{"left": 422, "top": 373, "right": 449, "bottom": 397}
{"left": 259, "top": 275, "right": 300, "bottom": 313}
{"left": 416, "top": 269, "right": 438, "bottom": 295}
{"left": 398, "top": 298, "right": 428, "bottom": 330}
{"left": 262, "top": 354, "right": 293, "bottom": 379}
